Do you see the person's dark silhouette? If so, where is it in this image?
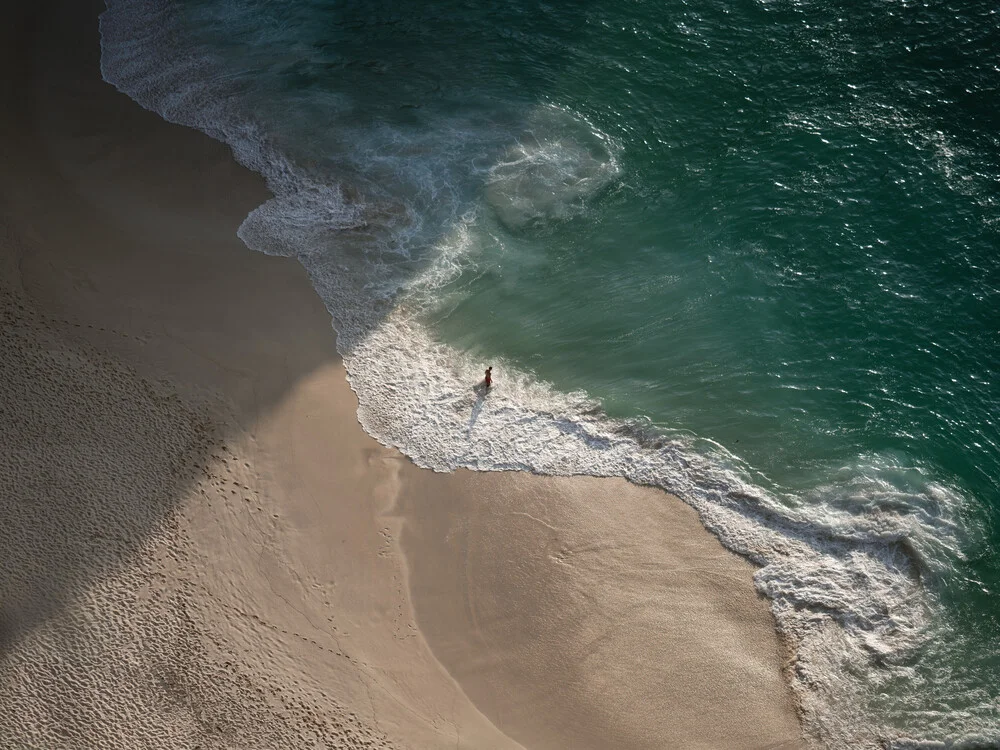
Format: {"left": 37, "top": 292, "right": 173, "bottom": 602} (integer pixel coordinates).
{"left": 484, "top": 366, "right": 492, "bottom": 388}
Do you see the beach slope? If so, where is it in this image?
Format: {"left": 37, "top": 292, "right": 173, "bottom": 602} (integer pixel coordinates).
{"left": 0, "top": 2, "right": 804, "bottom": 748}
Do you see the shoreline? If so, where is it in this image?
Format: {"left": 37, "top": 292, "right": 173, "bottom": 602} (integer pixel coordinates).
{"left": 0, "top": 2, "right": 805, "bottom": 748}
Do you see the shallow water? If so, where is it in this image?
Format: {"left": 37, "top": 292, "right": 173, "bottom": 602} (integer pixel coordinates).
{"left": 101, "top": 0, "right": 1000, "bottom": 746}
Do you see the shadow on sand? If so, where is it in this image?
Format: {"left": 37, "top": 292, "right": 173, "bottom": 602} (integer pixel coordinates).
{"left": 467, "top": 382, "right": 492, "bottom": 436}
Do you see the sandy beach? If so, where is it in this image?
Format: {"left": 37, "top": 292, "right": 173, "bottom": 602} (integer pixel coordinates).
{"left": 0, "top": 2, "right": 804, "bottom": 748}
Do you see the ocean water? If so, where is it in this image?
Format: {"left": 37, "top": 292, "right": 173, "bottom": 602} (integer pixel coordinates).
{"left": 99, "top": 0, "right": 1000, "bottom": 746}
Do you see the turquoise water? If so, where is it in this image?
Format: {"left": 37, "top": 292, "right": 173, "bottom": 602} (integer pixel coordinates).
{"left": 101, "top": 0, "right": 1000, "bottom": 746}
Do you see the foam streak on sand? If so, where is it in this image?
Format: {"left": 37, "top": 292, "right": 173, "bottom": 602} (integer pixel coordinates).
{"left": 0, "top": 1, "right": 802, "bottom": 748}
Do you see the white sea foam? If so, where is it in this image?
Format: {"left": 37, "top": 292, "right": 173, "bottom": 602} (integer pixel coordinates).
{"left": 99, "top": 2, "right": 983, "bottom": 747}
{"left": 485, "top": 106, "right": 621, "bottom": 231}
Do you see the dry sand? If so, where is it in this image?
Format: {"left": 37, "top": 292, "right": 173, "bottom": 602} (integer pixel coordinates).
{"left": 0, "top": 1, "right": 804, "bottom": 748}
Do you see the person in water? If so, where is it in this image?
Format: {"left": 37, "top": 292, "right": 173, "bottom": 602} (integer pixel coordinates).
{"left": 484, "top": 366, "right": 492, "bottom": 388}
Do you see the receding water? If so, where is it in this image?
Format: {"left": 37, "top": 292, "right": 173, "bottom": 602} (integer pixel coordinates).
{"left": 100, "top": 0, "right": 1000, "bottom": 746}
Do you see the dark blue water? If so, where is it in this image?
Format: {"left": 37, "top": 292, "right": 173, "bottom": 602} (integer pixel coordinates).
{"left": 101, "top": 0, "right": 1000, "bottom": 746}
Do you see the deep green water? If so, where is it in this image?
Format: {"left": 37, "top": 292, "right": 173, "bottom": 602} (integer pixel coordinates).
{"left": 102, "top": 0, "right": 1000, "bottom": 745}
